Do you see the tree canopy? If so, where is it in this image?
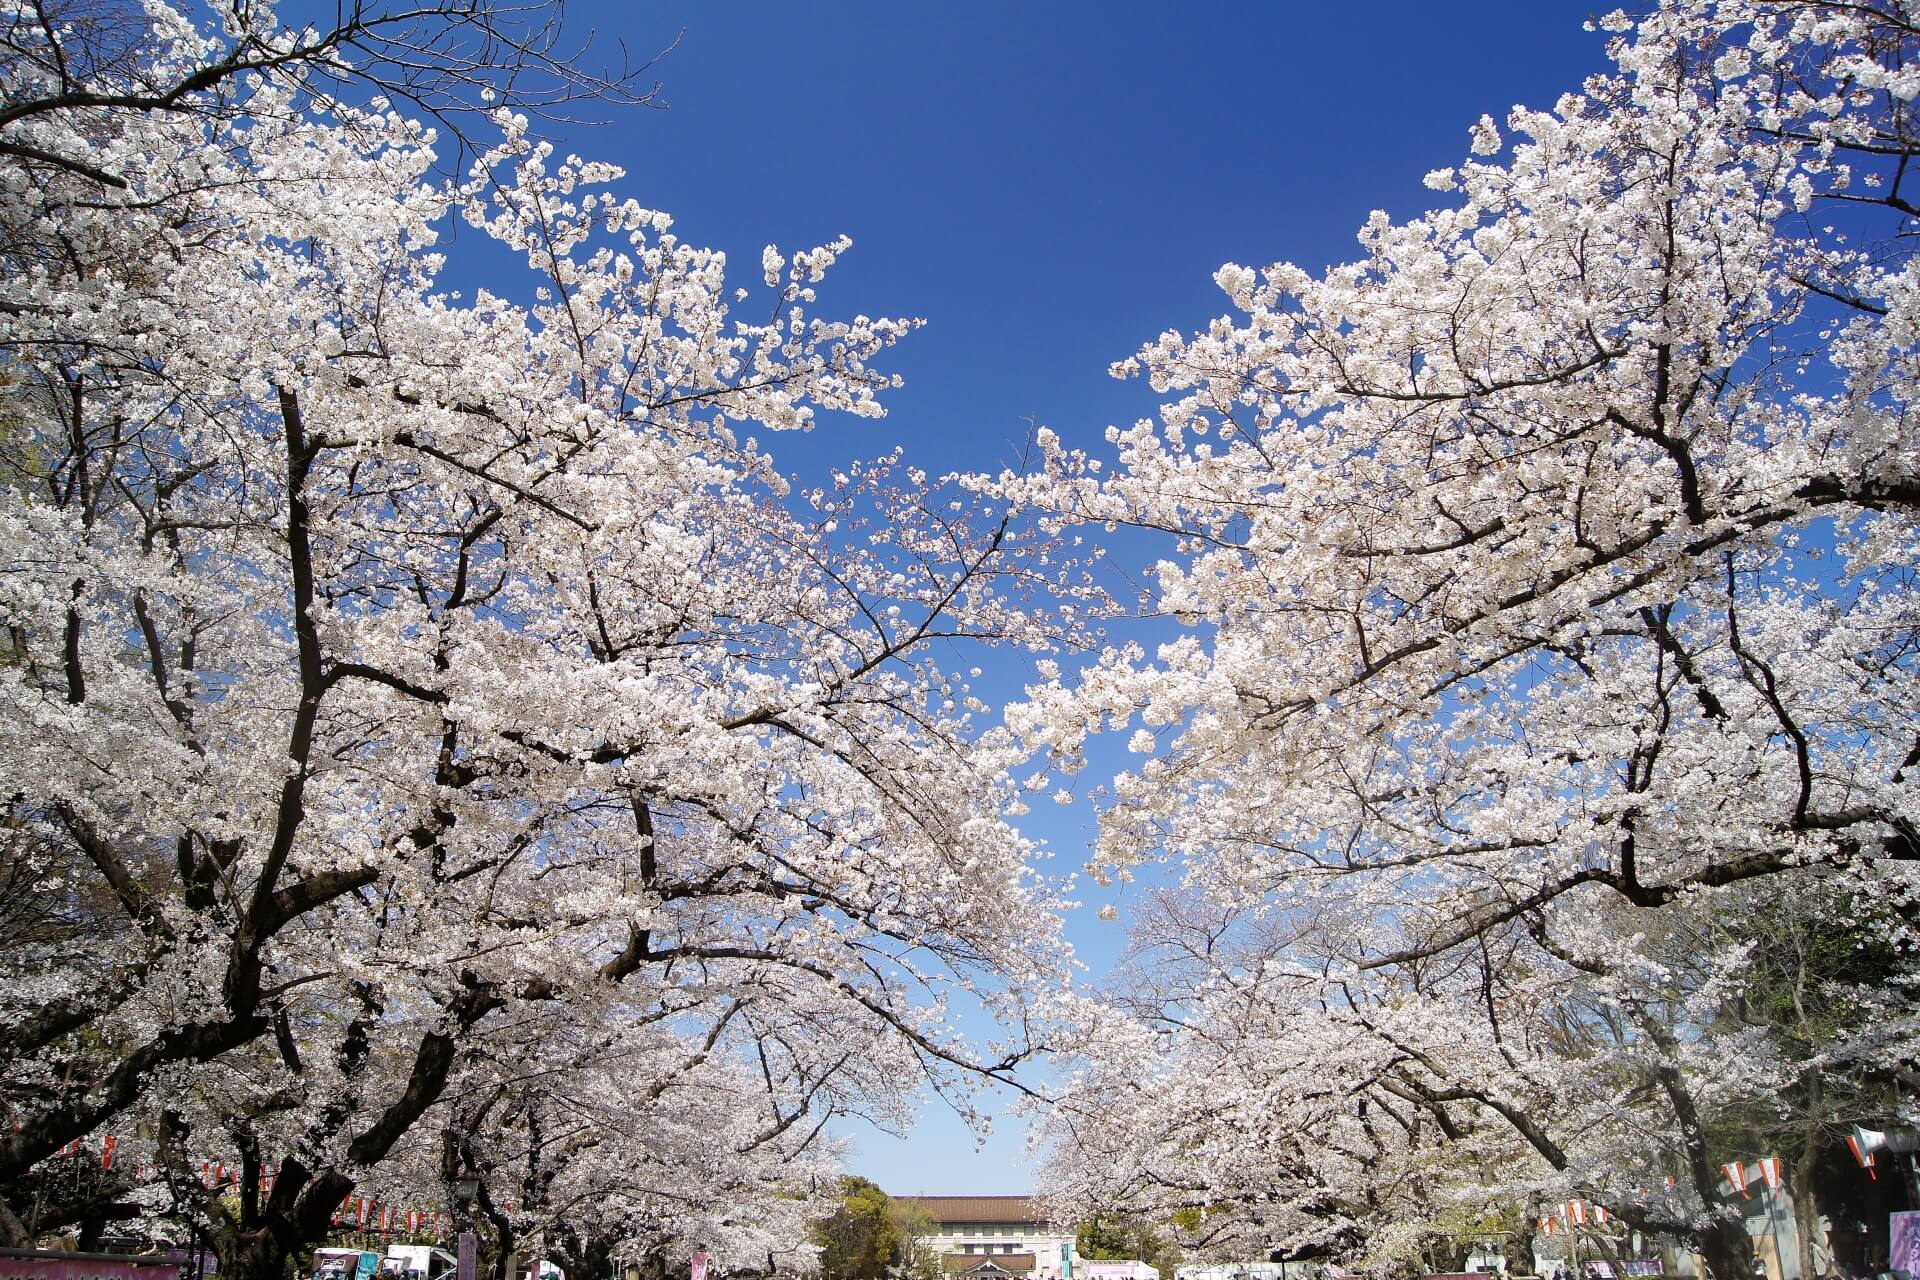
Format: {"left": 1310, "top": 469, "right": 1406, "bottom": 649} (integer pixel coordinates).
{"left": 0, "top": 0, "right": 1095, "bottom": 1272}
{"left": 1020, "top": 1, "right": 1920, "bottom": 1275}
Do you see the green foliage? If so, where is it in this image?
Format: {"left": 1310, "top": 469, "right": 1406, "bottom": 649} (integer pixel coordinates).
{"left": 889, "top": 1199, "right": 945, "bottom": 1280}
{"left": 812, "top": 1177, "right": 908, "bottom": 1280}
{"left": 1075, "top": 1216, "right": 1179, "bottom": 1277}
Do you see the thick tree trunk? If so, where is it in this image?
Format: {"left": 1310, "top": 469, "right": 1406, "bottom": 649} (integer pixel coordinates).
{"left": 202, "top": 1164, "right": 357, "bottom": 1280}
{"left": 1505, "top": 1201, "right": 1541, "bottom": 1276}
{"left": 480, "top": 1197, "right": 515, "bottom": 1280}
{"left": 1793, "top": 1131, "right": 1824, "bottom": 1280}
{"left": 1697, "top": 1215, "right": 1755, "bottom": 1280}
{"left": 215, "top": 1227, "right": 300, "bottom": 1280}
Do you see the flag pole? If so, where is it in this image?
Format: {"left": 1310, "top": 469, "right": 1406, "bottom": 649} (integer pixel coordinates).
{"left": 1761, "top": 1161, "right": 1790, "bottom": 1280}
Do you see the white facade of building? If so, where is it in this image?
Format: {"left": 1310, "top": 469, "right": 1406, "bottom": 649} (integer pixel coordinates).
{"left": 897, "top": 1197, "right": 1076, "bottom": 1280}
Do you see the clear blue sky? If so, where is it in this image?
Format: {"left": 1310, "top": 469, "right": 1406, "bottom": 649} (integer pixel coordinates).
{"left": 508, "top": 0, "right": 1618, "bottom": 1196}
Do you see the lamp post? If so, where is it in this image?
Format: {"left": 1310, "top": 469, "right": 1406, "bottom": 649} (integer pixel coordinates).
{"left": 450, "top": 1175, "right": 480, "bottom": 1280}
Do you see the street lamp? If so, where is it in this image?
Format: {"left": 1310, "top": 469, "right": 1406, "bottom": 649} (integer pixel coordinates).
{"left": 448, "top": 1174, "right": 481, "bottom": 1280}
{"left": 451, "top": 1178, "right": 481, "bottom": 1216}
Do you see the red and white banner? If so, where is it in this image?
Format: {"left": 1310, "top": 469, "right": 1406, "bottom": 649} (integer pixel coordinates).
{"left": 101, "top": 1137, "right": 117, "bottom": 1169}
{"left": 356, "top": 1197, "right": 370, "bottom": 1226}
{"left": 1723, "top": 1161, "right": 1748, "bottom": 1196}
{"left": 1571, "top": 1201, "right": 1588, "bottom": 1225}
{"left": 1759, "top": 1156, "right": 1782, "bottom": 1190}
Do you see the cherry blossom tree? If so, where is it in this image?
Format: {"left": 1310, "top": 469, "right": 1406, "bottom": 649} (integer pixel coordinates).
{"left": 1016, "top": 2, "right": 1920, "bottom": 1274}
{"left": 0, "top": 2, "right": 1091, "bottom": 1273}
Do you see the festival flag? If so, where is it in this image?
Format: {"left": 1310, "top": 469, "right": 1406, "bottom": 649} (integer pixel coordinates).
{"left": 101, "top": 1137, "right": 117, "bottom": 1169}
{"left": 1571, "top": 1201, "right": 1588, "bottom": 1225}
{"left": 1846, "top": 1132, "right": 1878, "bottom": 1179}
{"left": 382, "top": 1205, "right": 392, "bottom": 1231}
{"left": 1595, "top": 1205, "right": 1611, "bottom": 1225}
{"left": 1542, "top": 1217, "right": 1556, "bottom": 1237}
{"left": 1759, "top": 1156, "right": 1782, "bottom": 1190}
{"left": 356, "top": 1197, "right": 370, "bottom": 1226}
{"left": 1724, "top": 1161, "right": 1748, "bottom": 1197}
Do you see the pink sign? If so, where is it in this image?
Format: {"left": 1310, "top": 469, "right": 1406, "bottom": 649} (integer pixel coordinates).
{"left": 1891, "top": 1212, "right": 1918, "bottom": 1277}
{"left": 0, "top": 1253, "right": 179, "bottom": 1280}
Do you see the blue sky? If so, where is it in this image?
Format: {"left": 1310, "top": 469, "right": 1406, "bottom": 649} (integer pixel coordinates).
{"left": 498, "top": 1, "right": 1619, "bottom": 1196}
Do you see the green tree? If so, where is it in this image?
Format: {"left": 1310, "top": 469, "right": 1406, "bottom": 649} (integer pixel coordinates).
{"left": 813, "top": 1177, "right": 907, "bottom": 1280}
{"left": 890, "top": 1199, "right": 944, "bottom": 1280}
{"left": 1076, "top": 1216, "right": 1179, "bottom": 1277}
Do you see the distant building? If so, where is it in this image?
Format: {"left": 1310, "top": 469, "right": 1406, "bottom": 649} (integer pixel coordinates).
{"left": 895, "top": 1196, "right": 1076, "bottom": 1280}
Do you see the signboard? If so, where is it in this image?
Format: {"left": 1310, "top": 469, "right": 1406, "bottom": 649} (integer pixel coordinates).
{"left": 0, "top": 1251, "right": 180, "bottom": 1280}
{"left": 1891, "top": 1212, "right": 1918, "bottom": 1278}
{"left": 457, "top": 1235, "right": 476, "bottom": 1280}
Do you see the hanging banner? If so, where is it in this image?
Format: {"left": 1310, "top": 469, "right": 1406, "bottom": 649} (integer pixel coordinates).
{"left": 1759, "top": 1156, "right": 1782, "bottom": 1190}
{"left": 1890, "top": 1213, "right": 1918, "bottom": 1278}
{"left": 1846, "top": 1132, "right": 1878, "bottom": 1178}
{"left": 1723, "top": 1162, "right": 1748, "bottom": 1196}
{"left": 101, "top": 1137, "right": 117, "bottom": 1169}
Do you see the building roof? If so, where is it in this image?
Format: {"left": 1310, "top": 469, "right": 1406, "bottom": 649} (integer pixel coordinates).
{"left": 899, "top": 1196, "right": 1045, "bottom": 1225}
